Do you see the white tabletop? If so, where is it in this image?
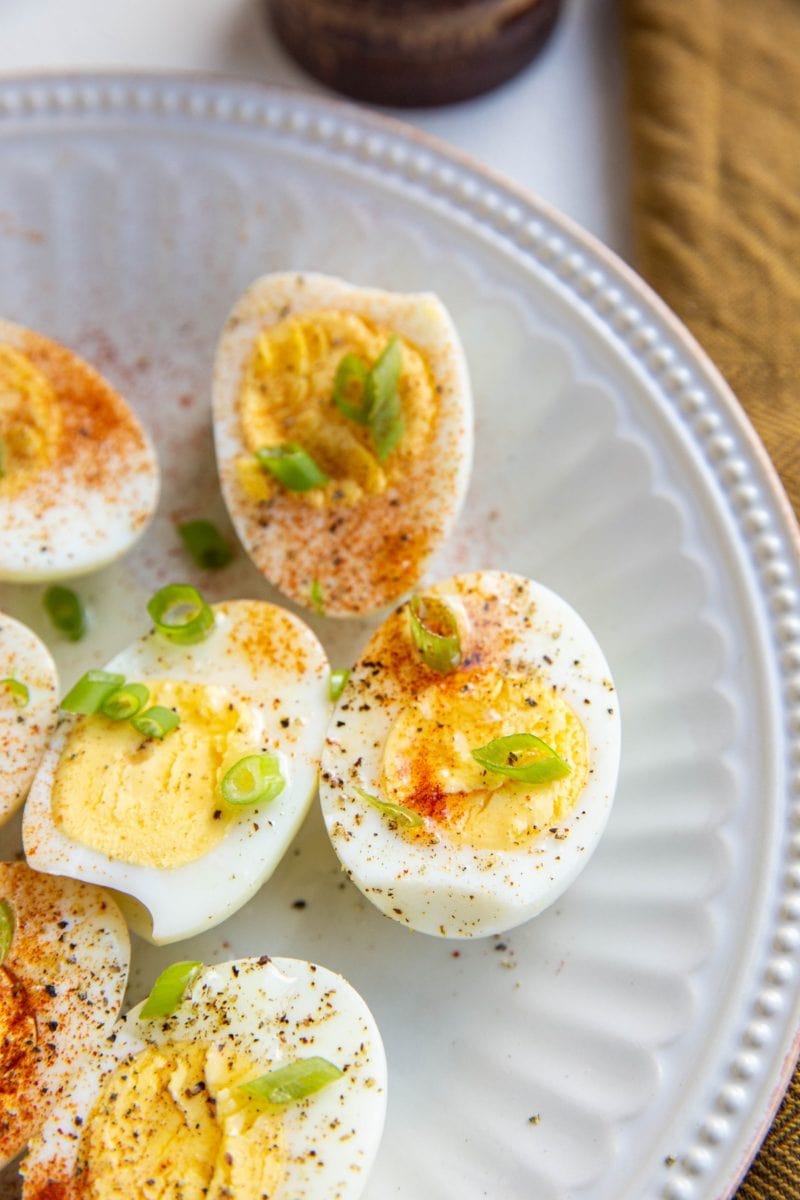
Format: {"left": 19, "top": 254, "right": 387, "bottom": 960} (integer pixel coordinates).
{"left": 0, "top": 0, "right": 631, "bottom": 261}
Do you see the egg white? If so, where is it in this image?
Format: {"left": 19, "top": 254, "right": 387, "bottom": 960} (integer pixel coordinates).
{"left": 0, "top": 319, "right": 160, "bottom": 581}
{"left": 0, "top": 611, "right": 59, "bottom": 827}
{"left": 212, "top": 271, "right": 473, "bottom": 617}
{"left": 23, "top": 599, "right": 330, "bottom": 944}
{"left": 319, "top": 570, "right": 622, "bottom": 938}
{"left": 0, "top": 860, "right": 130, "bottom": 1168}
{"left": 22, "top": 956, "right": 387, "bottom": 1200}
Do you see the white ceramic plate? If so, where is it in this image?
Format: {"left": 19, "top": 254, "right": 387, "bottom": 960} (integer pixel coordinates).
{"left": 0, "top": 74, "right": 798, "bottom": 1200}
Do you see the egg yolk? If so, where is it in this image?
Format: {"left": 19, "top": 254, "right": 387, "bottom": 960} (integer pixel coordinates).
{"left": 380, "top": 669, "right": 589, "bottom": 850}
{"left": 76, "top": 1040, "right": 284, "bottom": 1200}
{"left": 50, "top": 680, "right": 260, "bottom": 869}
{"left": 236, "top": 309, "right": 436, "bottom": 508}
{"left": 0, "top": 346, "right": 62, "bottom": 495}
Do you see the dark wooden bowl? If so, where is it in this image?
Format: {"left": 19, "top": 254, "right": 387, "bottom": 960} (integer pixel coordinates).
{"left": 269, "top": 0, "right": 562, "bottom": 107}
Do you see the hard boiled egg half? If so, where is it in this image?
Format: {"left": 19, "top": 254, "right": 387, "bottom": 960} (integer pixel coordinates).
{"left": 320, "top": 570, "right": 621, "bottom": 937}
{"left": 0, "top": 860, "right": 130, "bottom": 1169}
{"left": 1, "top": 611, "right": 59, "bottom": 827}
{"left": 23, "top": 591, "right": 330, "bottom": 943}
{"left": 0, "top": 319, "right": 159, "bottom": 580}
{"left": 212, "top": 272, "right": 473, "bottom": 616}
{"left": 22, "top": 955, "right": 387, "bottom": 1200}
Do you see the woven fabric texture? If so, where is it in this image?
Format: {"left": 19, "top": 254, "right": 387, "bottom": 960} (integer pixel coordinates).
{"left": 624, "top": 0, "right": 800, "bottom": 517}
{"left": 623, "top": 1, "right": 800, "bottom": 1195}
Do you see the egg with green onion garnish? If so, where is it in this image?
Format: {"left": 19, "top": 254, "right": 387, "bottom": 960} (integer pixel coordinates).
{"left": 212, "top": 271, "right": 473, "bottom": 616}
{"left": 22, "top": 590, "right": 331, "bottom": 944}
{"left": 0, "top": 611, "right": 59, "bottom": 827}
{"left": 0, "top": 860, "right": 130, "bottom": 1170}
{"left": 0, "top": 319, "right": 159, "bottom": 581}
{"left": 22, "top": 956, "right": 387, "bottom": 1200}
{"left": 319, "top": 570, "right": 621, "bottom": 938}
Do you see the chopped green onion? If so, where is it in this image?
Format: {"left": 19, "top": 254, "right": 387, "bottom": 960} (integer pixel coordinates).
{"left": 332, "top": 353, "right": 370, "bottom": 424}
{"left": 332, "top": 337, "right": 405, "bottom": 460}
{"left": 471, "top": 733, "right": 572, "bottom": 784}
{"left": 329, "top": 669, "right": 350, "bottom": 702}
{"left": 140, "top": 960, "right": 202, "bottom": 1019}
{"left": 408, "top": 593, "right": 461, "bottom": 674}
{"left": 100, "top": 682, "right": 150, "bottom": 721}
{"left": 310, "top": 579, "right": 325, "bottom": 615}
{"left": 239, "top": 1056, "right": 344, "bottom": 1105}
{"left": 130, "top": 705, "right": 180, "bottom": 740}
{"left": 255, "top": 444, "right": 329, "bottom": 492}
{"left": 0, "top": 437, "right": 6, "bottom": 479}
{"left": 61, "top": 670, "right": 126, "bottom": 715}
{"left": 0, "top": 899, "right": 15, "bottom": 966}
{"left": 354, "top": 784, "right": 423, "bottom": 829}
{"left": 365, "top": 336, "right": 404, "bottom": 460}
{"left": 220, "top": 753, "right": 285, "bottom": 806}
{"left": 44, "top": 585, "right": 86, "bottom": 641}
{"left": 1, "top": 678, "right": 29, "bottom": 708}
{"left": 177, "top": 519, "right": 233, "bottom": 570}
{"left": 147, "top": 584, "right": 215, "bottom": 645}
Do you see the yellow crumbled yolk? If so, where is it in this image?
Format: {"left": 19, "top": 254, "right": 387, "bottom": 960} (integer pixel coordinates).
{"left": 51, "top": 679, "right": 259, "bottom": 869}
{"left": 0, "top": 345, "right": 62, "bottom": 495}
{"left": 77, "top": 1040, "right": 284, "bottom": 1200}
{"left": 236, "top": 309, "right": 436, "bottom": 507}
{"left": 380, "top": 669, "right": 589, "bottom": 850}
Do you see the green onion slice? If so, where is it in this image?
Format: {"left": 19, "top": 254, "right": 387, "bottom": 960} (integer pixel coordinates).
{"left": 332, "top": 353, "right": 370, "bottom": 424}
{"left": 220, "top": 753, "right": 285, "bottom": 807}
{"left": 130, "top": 705, "right": 180, "bottom": 740}
{"left": 0, "top": 899, "right": 15, "bottom": 966}
{"left": 365, "top": 336, "right": 404, "bottom": 461}
{"left": 178, "top": 519, "right": 233, "bottom": 570}
{"left": 470, "top": 733, "right": 572, "bottom": 784}
{"left": 332, "top": 337, "right": 405, "bottom": 460}
{"left": 0, "top": 437, "right": 6, "bottom": 480}
{"left": 1, "top": 678, "right": 29, "bottom": 708}
{"left": 147, "top": 584, "right": 215, "bottom": 645}
{"left": 43, "top": 585, "right": 86, "bottom": 641}
{"left": 408, "top": 593, "right": 461, "bottom": 673}
{"left": 61, "top": 670, "right": 126, "bottom": 714}
{"left": 140, "top": 960, "right": 202, "bottom": 1019}
{"left": 329, "top": 668, "right": 350, "bottom": 702}
{"left": 309, "top": 579, "right": 325, "bottom": 615}
{"left": 239, "top": 1056, "right": 344, "bottom": 1105}
{"left": 100, "top": 682, "right": 150, "bottom": 721}
{"left": 354, "top": 784, "right": 423, "bottom": 829}
{"left": 255, "top": 444, "right": 329, "bottom": 492}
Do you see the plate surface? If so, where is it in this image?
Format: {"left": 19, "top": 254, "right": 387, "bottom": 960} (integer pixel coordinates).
{"left": 1, "top": 74, "right": 799, "bottom": 1200}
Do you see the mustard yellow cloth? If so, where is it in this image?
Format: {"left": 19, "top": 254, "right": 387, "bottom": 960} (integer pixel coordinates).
{"left": 624, "top": 0, "right": 800, "bottom": 516}
{"left": 623, "top": 1, "right": 800, "bottom": 1194}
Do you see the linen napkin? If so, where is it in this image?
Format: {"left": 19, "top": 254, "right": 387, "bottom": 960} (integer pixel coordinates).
{"left": 624, "top": 0, "right": 800, "bottom": 516}
{"left": 623, "top": 0, "right": 800, "bottom": 1194}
